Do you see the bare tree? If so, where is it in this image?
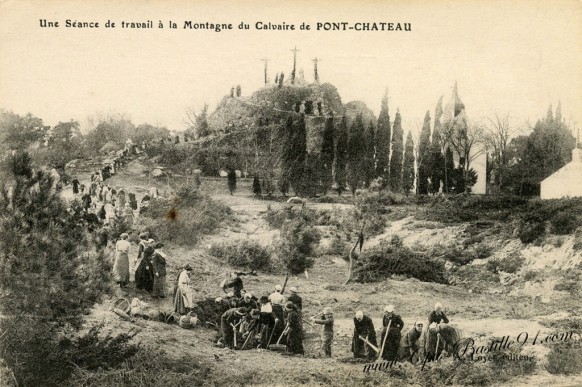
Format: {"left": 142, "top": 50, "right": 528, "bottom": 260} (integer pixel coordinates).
{"left": 184, "top": 103, "right": 210, "bottom": 138}
{"left": 442, "top": 113, "right": 485, "bottom": 191}
{"left": 483, "top": 112, "right": 516, "bottom": 188}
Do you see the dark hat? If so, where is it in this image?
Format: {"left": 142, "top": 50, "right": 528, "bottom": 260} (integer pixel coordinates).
{"left": 184, "top": 264, "right": 193, "bottom": 271}
{"left": 259, "top": 296, "right": 269, "bottom": 304}
{"left": 285, "top": 301, "right": 296, "bottom": 310}
{"left": 139, "top": 232, "right": 148, "bottom": 240}
{"left": 236, "top": 307, "right": 248, "bottom": 315}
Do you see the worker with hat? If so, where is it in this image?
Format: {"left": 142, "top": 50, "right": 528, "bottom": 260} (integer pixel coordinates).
{"left": 284, "top": 302, "right": 304, "bottom": 355}
{"left": 269, "top": 285, "right": 286, "bottom": 341}
{"left": 222, "top": 271, "right": 244, "bottom": 298}
{"left": 313, "top": 307, "right": 334, "bottom": 357}
{"left": 287, "top": 287, "right": 302, "bottom": 311}
{"left": 220, "top": 307, "right": 248, "bottom": 349}
{"left": 379, "top": 304, "right": 404, "bottom": 361}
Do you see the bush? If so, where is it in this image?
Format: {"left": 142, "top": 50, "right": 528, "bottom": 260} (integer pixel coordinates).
{"left": 517, "top": 213, "right": 545, "bottom": 244}
{"left": 69, "top": 349, "right": 211, "bottom": 386}
{"left": 546, "top": 340, "right": 582, "bottom": 375}
{"left": 209, "top": 240, "right": 272, "bottom": 270}
{"left": 277, "top": 218, "right": 320, "bottom": 275}
{"left": 486, "top": 254, "right": 525, "bottom": 274}
{"left": 140, "top": 186, "right": 231, "bottom": 247}
{"left": 550, "top": 211, "right": 579, "bottom": 235}
{"left": 0, "top": 318, "right": 139, "bottom": 387}
{"left": 352, "top": 239, "right": 448, "bottom": 284}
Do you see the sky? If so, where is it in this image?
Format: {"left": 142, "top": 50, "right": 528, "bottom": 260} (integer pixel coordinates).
{"left": 1, "top": 0, "right": 581, "bottom": 138}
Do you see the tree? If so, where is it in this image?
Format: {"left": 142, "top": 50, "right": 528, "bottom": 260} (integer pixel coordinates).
{"left": 441, "top": 114, "right": 484, "bottom": 192}
{"left": 280, "top": 116, "right": 307, "bottom": 196}
{"left": 44, "top": 120, "right": 84, "bottom": 168}
{"left": 402, "top": 131, "right": 415, "bottom": 195}
{"left": 483, "top": 112, "right": 517, "bottom": 189}
{"left": 320, "top": 117, "right": 335, "bottom": 194}
{"left": 389, "top": 109, "right": 404, "bottom": 191}
{"left": 132, "top": 123, "right": 170, "bottom": 147}
{"left": 0, "top": 153, "right": 111, "bottom": 385}
{"left": 505, "top": 105, "right": 575, "bottom": 195}
{"left": 278, "top": 72, "right": 285, "bottom": 88}
{"left": 430, "top": 97, "right": 445, "bottom": 193}
{"left": 363, "top": 121, "right": 376, "bottom": 187}
{"left": 0, "top": 111, "right": 47, "bottom": 151}
{"left": 417, "top": 111, "right": 432, "bottom": 194}
{"left": 347, "top": 113, "right": 366, "bottom": 195}
{"left": 334, "top": 116, "right": 348, "bottom": 195}
{"left": 375, "top": 90, "right": 391, "bottom": 184}
{"left": 84, "top": 113, "right": 134, "bottom": 152}
{"left": 236, "top": 85, "right": 242, "bottom": 97}
{"left": 184, "top": 103, "right": 211, "bottom": 139}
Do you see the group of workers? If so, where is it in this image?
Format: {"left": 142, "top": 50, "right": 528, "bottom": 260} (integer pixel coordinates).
{"left": 169, "top": 269, "right": 452, "bottom": 360}
{"left": 352, "top": 303, "right": 450, "bottom": 362}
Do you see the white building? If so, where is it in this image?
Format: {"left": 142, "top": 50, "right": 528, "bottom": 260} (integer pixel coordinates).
{"left": 540, "top": 147, "right": 582, "bottom": 199}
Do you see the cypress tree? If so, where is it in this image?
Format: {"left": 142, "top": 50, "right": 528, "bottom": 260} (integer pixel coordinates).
{"left": 402, "top": 131, "right": 415, "bottom": 195}
{"left": 445, "top": 147, "right": 455, "bottom": 192}
{"left": 417, "top": 110, "right": 432, "bottom": 194}
{"left": 320, "top": 117, "right": 335, "bottom": 195}
{"left": 389, "top": 109, "right": 404, "bottom": 191}
{"left": 335, "top": 116, "right": 348, "bottom": 195}
{"left": 363, "top": 121, "right": 376, "bottom": 187}
{"left": 347, "top": 113, "right": 366, "bottom": 196}
{"left": 376, "top": 90, "right": 391, "bottom": 184}
{"left": 288, "top": 115, "right": 307, "bottom": 196}
{"left": 430, "top": 97, "right": 445, "bottom": 193}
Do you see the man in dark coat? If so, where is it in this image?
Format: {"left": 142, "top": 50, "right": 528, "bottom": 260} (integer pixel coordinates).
{"left": 220, "top": 307, "right": 247, "bottom": 349}
{"left": 352, "top": 311, "right": 377, "bottom": 360}
{"left": 287, "top": 287, "right": 302, "bottom": 311}
{"left": 222, "top": 272, "right": 244, "bottom": 298}
{"left": 379, "top": 305, "right": 404, "bottom": 361}
{"left": 429, "top": 302, "right": 449, "bottom": 325}
{"left": 284, "top": 302, "right": 304, "bottom": 355}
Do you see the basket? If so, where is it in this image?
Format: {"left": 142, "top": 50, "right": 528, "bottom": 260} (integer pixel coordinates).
{"left": 110, "top": 298, "right": 131, "bottom": 314}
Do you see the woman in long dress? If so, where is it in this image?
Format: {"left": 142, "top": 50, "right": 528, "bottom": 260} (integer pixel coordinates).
{"left": 173, "top": 264, "right": 193, "bottom": 315}
{"left": 113, "top": 233, "right": 131, "bottom": 287}
{"left": 123, "top": 203, "right": 134, "bottom": 229}
{"left": 135, "top": 245, "right": 155, "bottom": 292}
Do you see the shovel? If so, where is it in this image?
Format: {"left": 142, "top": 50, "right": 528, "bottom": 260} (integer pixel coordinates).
{"left": 269, "top": 326, "right": 288, "bottom": 352}
{"left": 378, "top": 319, "right": 392, "bottom": 360}
{"left": 359, "top": 335, "right": 379, "bottom": 353}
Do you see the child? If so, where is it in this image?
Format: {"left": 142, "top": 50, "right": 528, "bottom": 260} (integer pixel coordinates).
{"left": 313, "top": 307, "right": 334, "bottom": 358}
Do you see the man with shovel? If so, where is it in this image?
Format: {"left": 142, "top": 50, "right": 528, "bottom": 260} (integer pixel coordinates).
{"left": 220, "top": 307, "right": 248, "bottom": 349}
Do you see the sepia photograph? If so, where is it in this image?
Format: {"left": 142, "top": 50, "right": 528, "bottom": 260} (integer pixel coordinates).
{"left": 0, "top": 0, "right": 581, "bottom": 386}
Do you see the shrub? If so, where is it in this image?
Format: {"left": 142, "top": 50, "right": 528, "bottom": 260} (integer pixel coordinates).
{"left": 546, "top": 340, "right": 582, "bottom": 375}
{"left": 352, "top": 240, "right": 448, "bottom": 284}
{"left": 517, "top": 213, "right": 545, "bottom": 243}
{"left": 209, "top": 239, "right": 271, "bottom": 270}
{"left": 0, "top": 318, "right": 139, "bottom": 387}
{"left": 550, "top": 211, "right": 579, "bottom": 235}
{"left": 486, "top": 254, "right": 525, "bottom": 274}
{"left": 69, "top": 349, "right": 211, "bottom": 386}
{"left": 553, "top": 271, "right": 581, "bottom": 295}
{"left": 140, "top": 186, "right": 231, "bottom": 247}
{"left": 277, "top": 218, "right": 320, "bottom": 275}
